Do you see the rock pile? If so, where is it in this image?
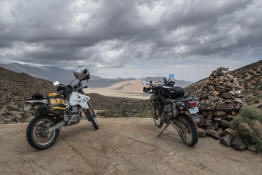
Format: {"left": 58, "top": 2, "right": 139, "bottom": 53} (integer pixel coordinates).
{"left": 197, "top": 67, "right": 245, "bottom": 138}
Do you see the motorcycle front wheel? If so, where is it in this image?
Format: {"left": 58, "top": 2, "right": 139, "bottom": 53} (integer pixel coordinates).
{"left": 26, "top": 115, "right": 60, "bottom": 150}
{"left": 85, "top": 101, "right": 99, "bottom": 130}
{"left": 153, "top": 106, "right": 163, "bottom": 128}
{"left": 174, "top": 114, "right": 198, "bottom": 146}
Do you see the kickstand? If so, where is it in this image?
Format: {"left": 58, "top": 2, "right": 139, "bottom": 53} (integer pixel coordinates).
{"left": 158, "top": 123, "right": 169, "bottom": 137}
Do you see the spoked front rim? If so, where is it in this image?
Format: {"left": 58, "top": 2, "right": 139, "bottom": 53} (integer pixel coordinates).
{"left": 153, "top": 107, "right": 162, "bottom": 126}
{"left": 93, "top": 116, "right": 98, "bottom": 124}
{"left": 177, "top": 118, "right": 193, "bottom": 145}
{"left": 32, "top": 119, "right": 56, "bottom": 146}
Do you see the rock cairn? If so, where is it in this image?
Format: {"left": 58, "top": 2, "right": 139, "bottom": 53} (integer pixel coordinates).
{"left": 197, "top": 67, "right": 244, "bottom": 138}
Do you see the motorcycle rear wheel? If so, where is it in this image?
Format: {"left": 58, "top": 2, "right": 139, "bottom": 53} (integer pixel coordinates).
{"left": 175, "top": 114, "right": 198, "bottom": 146}
{"left": 26, "top": 115, "right": 59, "bottom": 150}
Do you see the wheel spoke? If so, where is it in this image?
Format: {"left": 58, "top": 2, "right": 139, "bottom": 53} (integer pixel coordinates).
{"left": 153, "top": 106, "right": 162, "bottom": 127}
{"left": 32, "top": 119, "right": 55, "bottom": 146}
{"left": 177, "top": 117, "right": 193, "bottom": 145}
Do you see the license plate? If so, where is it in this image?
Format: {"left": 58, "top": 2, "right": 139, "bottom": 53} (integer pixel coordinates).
{"left": 24, "top": 104, "right": 31, "bottom": 111}
{"left": 189, "top": 107, "right": 199, "bottom": 114}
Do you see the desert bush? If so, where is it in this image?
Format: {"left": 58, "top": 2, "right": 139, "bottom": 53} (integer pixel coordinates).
{"left": 241, "top": 107, "right": 262, "bottom": 122}
{"left": 231, "top": 115, "right": 244, "bottom": 130}
{"left": 6, "top": 105, "right": 18, "bottom": 111}
{"left": 2, "top": 111, "right": 12, "bottom": 116}
{"left": 231, "top": 107, "right": 262, "bottom": 152}
{"left": 137, "top": 109, "right": 152, "bottom": 118}
{"left": 256, "top": 139, "right": 262, "bottom": 152}
{"left": 231, "top": 107, "right": 262, "bottom": 127}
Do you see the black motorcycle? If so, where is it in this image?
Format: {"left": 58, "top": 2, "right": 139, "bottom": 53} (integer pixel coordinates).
{"left": 143, "top": 74, "right": 199, "bottom": 146}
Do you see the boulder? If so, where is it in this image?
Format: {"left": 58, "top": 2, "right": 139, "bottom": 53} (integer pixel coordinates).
{"left": 197, "top": 128, "right": 207, "bottom": 137}
{"left": 221, "top": 92, "right": 233, "bottom": 99}
{"left": 220, "top": 120, "right": 231, "bottom": 128}
{"left": 209, "top": 96, "right": 219, "bottom": 101}
{"left": 251, "top": 120, "right": 262, "bottom": 138}
{"left": 205, "top": 119, "right": 213, "bottom": 126}
{"left": 225, "top": 128, "right": 238, "bottom": 137}
{"left": 231, "top": 136, "right": 247, "bottom": 151}
{"left": 207, "top": 112, "right": 213, "bottom": 119}
{"left": 207, "top": 125, "right": 216, "bottom": 130}
{"left": 213, "top": 111, "right": 226, "bottom": 117}
{"left": 224, "top": 115, "right": 234, "bottom": 121}
{"left": 213, "top": 117, "right": 222, "bottom": 122}
{"left": 207, "top": 130, "right": 220, "bottom": 139}
{"left": 248, "top": 145, "right": 257, "bottom": 152}
{"left": 233, "top": 98, "right": 243, "bottom": 104}
{"left": 220, "top": 134, "right": 232, "bottom": 147}
{"left": 216, "top": 104, "right": 227, "bottom": 111}
{"left": 238, "top": 122, "right": 252, "bottom": 137}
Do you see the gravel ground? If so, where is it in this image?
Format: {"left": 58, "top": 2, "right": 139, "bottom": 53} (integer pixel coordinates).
{"left": 0, "top": 118, "right": 262, "bottom": 175}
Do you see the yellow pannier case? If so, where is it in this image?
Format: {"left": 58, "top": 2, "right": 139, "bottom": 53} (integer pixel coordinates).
{"left": 48, "top": 93, "right": 66, "bottom": 113}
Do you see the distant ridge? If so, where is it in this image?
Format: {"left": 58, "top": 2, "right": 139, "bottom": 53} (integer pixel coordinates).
{"left": 0, "top": 63, "right": 192, "bottom": 88}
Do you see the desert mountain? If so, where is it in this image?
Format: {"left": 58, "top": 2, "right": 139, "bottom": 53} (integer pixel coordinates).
{"left": 0, "top": 63, "right": 119, "bottom": 87}
{"left": 0, "top": 66, "right": 151, "bottom": 123}
{"left": 0, "top": 63, "right": 192, "bottom": 88}
{"left": 0, "top": 63, "right": 75, "bottom": 83}
{"left": 185, "top": 59, "right": 262, "bottom": 110}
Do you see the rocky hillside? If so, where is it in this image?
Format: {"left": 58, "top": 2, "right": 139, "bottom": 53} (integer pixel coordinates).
{"left": 185, "top": 59, "right": 262, "bottom": 110}
{"left": 0, "top": 67, "right": 56, "bottom": 123}
{"left": 0, "top": 66, "right": 152, "bottom": 123}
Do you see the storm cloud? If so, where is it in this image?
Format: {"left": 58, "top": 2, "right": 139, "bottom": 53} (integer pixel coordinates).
{"left": 0, "top": 0, "right": 261, "bottom": 81}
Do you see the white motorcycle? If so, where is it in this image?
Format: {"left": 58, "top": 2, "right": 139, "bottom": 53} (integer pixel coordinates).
{"left": 24, "top": 67, "right": 98, "bottom": 150}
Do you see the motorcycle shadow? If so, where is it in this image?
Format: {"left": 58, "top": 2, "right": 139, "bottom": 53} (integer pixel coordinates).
{"left": 154, "top": 127, "right": 194, "bottom": 150}
{"left": 58, "top": 122, "right": 95, "bottom": 141}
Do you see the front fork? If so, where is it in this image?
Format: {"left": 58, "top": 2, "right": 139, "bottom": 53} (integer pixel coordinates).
{"left": 83, "top": 101, "right": 96, "bottom": 121}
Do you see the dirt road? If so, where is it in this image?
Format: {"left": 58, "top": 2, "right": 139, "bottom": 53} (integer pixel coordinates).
{"left": 0, "top": 118, "right": 262, "bottom": 175}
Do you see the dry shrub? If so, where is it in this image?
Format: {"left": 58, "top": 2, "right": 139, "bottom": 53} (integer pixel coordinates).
{"left": 231, "top": 107, "right": 262, "bottom": 152}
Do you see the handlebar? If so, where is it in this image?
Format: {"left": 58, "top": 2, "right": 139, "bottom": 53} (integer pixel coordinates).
{"left": 143, "top": 77, "right": 175, "bottom": 94}
{"left": 57, "top": 80, "right": 88, "bottom": 92}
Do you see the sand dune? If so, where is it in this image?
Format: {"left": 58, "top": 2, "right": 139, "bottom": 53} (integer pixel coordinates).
{"left": 85, "top": 79, "right": 150, "bottom": 99}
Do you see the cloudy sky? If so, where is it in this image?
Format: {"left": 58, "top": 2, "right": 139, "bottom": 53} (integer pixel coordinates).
{"left": 0, "top": 0, "right": 261, "bottom": 81}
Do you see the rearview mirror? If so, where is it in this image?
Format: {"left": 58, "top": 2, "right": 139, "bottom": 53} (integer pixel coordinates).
{"left": 169, "top": 74, "right": 174, "bottom": 80}
{"left": 53, "top": 81, "right": 59, "bottom": 86}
